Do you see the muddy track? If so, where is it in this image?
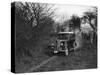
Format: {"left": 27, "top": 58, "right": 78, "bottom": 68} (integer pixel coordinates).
{"left": 27, "top": 56, "right": 57, "bottom": 72}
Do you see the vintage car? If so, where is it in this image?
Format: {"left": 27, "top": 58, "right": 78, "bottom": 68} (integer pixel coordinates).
{"left": 48, "top": 31, "right": 77, "bottom": 56}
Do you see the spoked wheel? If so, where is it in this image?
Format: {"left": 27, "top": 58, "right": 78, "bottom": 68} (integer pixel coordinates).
{"left": 47, "top": 50, "right": 54, "bottom": 56}
{"left": 44, "top": 48, "right": 54, "bottom": 56}
{"left": 73, "top": 41, "right": 77, "bottom": 50}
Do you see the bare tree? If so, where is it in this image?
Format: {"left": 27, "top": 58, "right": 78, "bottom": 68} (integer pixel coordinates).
{"left": 83, "top": 8, "right": 97, "bottom": 32}
{"left": 15, "top": 2, "right": 56, "bottom": 27}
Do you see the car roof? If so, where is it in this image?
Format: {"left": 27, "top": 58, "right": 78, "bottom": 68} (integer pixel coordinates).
{"left": 58, "top": 32, "right": 74, "bottom": 34}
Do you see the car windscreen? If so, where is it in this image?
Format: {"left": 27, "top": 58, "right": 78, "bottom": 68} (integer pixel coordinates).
{"left": 57, "top": 33, "right": 75, "bottom": 39}
{"left": 57, "top": 34, "right": 68, "bottom": 39}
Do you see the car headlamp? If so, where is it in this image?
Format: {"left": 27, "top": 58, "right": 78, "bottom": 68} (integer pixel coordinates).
{"left": 60, "top": 43, "right": 64, "bottom": 46}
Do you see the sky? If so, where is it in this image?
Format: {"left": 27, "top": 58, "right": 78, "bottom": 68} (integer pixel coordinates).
{"left": 53, "top": 4, "right": 95, "bottom": 23}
